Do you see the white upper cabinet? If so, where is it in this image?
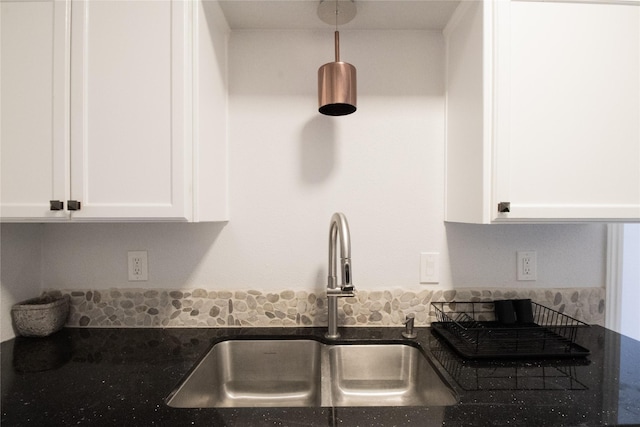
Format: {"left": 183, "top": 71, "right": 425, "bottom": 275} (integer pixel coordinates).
{"left": 445, "top": 0, "right": 640, "bottom": 223}
{"left": 1, "top": 0, "right": 229, "bottom": 222}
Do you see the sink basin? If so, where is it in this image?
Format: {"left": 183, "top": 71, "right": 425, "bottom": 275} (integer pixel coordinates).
{"left": 166, "top": 340, "right": 322, "bottom": 408}
{"left": 166, "top": 339, "right": 457, "bottom": 408}
{"left": 329, "top": 344, "right": 456, "bottom": 407}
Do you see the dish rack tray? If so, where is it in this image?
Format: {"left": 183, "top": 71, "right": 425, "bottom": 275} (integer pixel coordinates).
{"left": 428, "top": 335, "right": 590, "bottom": 391}
{"left": 431, "top": 301, "right": 590, "bottom": 359}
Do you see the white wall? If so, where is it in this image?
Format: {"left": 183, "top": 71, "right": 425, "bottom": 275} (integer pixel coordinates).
{"left": 0, "top": 224, "right": 43, "bottom": 341}
{"left": 37, "top": 29, "right": 606, "bottom": 290}
{"left": 0, "top": 30, "right": 608, "bottom": 338}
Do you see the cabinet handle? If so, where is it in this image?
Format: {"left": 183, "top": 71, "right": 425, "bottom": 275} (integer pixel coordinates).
{"left": 67, "top": 200, "right": 82, "bottom": 211}
{"left": 498, "top": 202, "right": 511, "bottom": 213}
{"left": 50, "top": 200, "right": 64, "bottom": 211}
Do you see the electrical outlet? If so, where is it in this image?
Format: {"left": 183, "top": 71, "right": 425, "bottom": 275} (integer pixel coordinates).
{"left": 420, "top": 252, "right": 440, "bottom": 284}
{"left": 128, "top": 251, "right": 148, "bottom": 281}
{"left": 517, "top": 251, "right": 537, "bottom": 281}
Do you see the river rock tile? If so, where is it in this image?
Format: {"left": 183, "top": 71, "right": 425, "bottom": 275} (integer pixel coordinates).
{"left": 53, "top": 286, "right": 604, "bottom": 328}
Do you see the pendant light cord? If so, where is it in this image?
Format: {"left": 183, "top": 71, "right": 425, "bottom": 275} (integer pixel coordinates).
{"left": 334, "top": 0, "right": 340, "bottom": 62}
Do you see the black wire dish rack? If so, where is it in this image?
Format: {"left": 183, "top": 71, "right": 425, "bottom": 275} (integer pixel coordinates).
{"left": 430, "top": 301, "right": 591, "bottom": 359}
{"left": 428, "top": 334, "right": 590, "bottom": 391}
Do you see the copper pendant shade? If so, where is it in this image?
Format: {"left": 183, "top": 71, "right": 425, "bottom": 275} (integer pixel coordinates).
{"left": 317, "top": 1, "right": 357, "bottom": 116}
{"left": 318, "top": 31, "right": 357, "bottom": 116}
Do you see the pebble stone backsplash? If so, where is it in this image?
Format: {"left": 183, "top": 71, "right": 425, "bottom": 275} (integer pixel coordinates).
{"left": 52, "top": 287, "right": 606, "bottom": 328}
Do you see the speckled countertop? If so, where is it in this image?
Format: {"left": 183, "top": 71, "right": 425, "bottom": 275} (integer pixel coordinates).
{"left": 1, "top": 325, "right": 639, "bottom": 426}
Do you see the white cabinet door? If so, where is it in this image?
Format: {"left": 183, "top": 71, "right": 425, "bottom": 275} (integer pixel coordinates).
{"left": 0, "top": 0, "right": 70, "bottom": 220}
{"left": 445, "top": 0, "right": 640, "bottom": 223}
{"left": 69, "top": 0, "right": 191, "bottom": 220}
{"left": 495, "top": 1, "right": 640, "bottom": 221}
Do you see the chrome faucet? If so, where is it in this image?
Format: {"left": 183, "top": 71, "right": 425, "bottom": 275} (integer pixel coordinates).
{"left": 326, "top": 212, "right": 356, "bottom": 339}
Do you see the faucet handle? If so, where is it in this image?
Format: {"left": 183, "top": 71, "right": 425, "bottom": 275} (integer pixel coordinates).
{"left": 327, "top": 287, "right": 355, "bottom": 297}
{"left": 402, "top": 314, "right": 417, "bottom": 339}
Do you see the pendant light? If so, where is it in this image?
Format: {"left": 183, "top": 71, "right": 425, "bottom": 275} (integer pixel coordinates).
{"left": 317, "top": 0, "right": 357, "bottom": 116}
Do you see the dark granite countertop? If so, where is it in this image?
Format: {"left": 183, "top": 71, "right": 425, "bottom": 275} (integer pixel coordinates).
{"left": 2, "top": 325, "right": 639, "bottom": 426}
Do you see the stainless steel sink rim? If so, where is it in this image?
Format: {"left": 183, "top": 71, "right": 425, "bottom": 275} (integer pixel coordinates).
{"left": 166, "top": 338, "right": 458, "bottom": 408}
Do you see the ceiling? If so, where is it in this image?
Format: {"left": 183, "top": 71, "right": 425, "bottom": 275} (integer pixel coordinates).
{"left": 217, "top": 0, "right": 462, "bottom": 31}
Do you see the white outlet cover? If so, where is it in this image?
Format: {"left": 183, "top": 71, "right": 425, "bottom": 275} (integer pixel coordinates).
{"left": 128, "top": 250, "right": 148, "bottom": 281}
{"left": 517, "top": 251, "right": 537, "bottom": 281}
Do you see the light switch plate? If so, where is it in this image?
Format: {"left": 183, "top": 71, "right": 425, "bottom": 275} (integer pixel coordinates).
{"left": 420, "top": 252, "right": 440, "bottom": 284}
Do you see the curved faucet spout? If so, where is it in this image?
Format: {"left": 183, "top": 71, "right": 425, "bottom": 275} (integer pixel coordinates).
{"left": 326, "top": 212, "right": 355, "bottom": 339}
{"left": 328, "top": 212, "right": 352, "bottom": 291}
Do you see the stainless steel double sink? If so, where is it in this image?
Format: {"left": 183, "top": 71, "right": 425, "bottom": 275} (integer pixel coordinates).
{"left": 166, "top": 339, "right": 458, "bottom": 408}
